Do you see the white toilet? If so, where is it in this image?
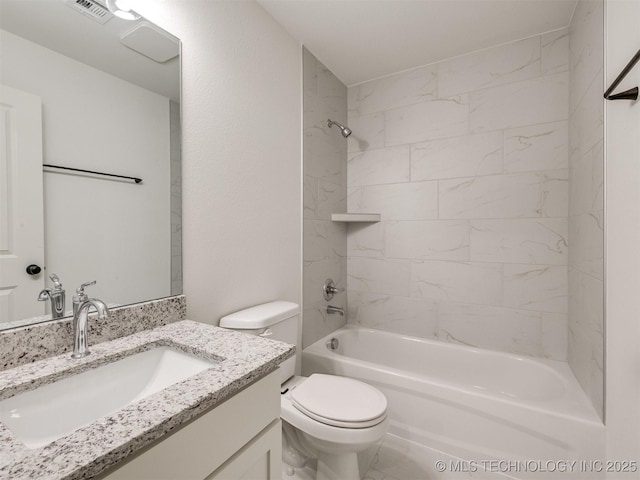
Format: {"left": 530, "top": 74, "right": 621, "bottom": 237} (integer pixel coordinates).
{"left": 220, "top": 301, "right": 388, "bottom": 480}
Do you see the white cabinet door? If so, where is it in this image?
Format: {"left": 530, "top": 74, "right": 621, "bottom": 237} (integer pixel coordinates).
{"left": 0, "top": 85, "right": 45, "bottom": 324}
{"left": 206, "top": 420, "right": 281, "bottom": 480}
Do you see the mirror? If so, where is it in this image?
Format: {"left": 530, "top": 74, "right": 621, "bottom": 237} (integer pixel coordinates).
{"left": 0, "top": 0, "right": 181, "bottom": 329}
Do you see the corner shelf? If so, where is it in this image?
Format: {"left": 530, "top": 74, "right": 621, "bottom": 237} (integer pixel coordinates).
{"left": 331, "top": 213, "right": 381, "bottom": 223}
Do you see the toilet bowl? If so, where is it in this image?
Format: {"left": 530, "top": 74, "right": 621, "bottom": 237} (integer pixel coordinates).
{"left": 220, "top": 301, "right": 388, "bottom": 480}
{"left": 281, "top": 375, "right": 388, "bottom": 480}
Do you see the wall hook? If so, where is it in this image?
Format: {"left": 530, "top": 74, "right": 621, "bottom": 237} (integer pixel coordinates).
{"left": 604, "top": 49, "right": 640, "bottom": 101}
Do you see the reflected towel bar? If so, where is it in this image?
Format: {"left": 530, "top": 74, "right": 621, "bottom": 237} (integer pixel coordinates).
{"left": 604, "top": 48, "right": 640, "bottom": 101}
{"left": 43, "top": 164, "right": 142, "bottom": 184}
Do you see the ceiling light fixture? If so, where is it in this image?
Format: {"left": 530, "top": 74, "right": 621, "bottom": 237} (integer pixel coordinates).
{"left": 105, "top": 0, "right": 141, "bottom": 21}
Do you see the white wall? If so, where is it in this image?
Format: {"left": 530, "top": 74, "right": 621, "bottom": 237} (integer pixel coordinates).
{"left": 568, "top": 0, "right": 605, "bottom": 420}
{"left": 346, "top": 33, "right": 570, "bottom": 360}
{"left": 131, "top": 1, "right": 302, "bottom": 324}
{"left": 604, "top": 0, "right": 640, "bottom": 467}
{"left": 0, "top": 29, "right": 171, "bottom": 308}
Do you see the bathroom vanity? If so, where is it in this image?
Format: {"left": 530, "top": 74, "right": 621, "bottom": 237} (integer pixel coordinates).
{"left": 0, "top": 320, "right": 294, "bottom": 480}
{"left": 101, "top": 368, "right": 282, "bottom": 480}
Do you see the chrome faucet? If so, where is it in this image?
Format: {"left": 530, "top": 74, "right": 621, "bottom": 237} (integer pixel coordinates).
{"left": 71, "top": 281, "right": 109, "bottom": 359}
{"left": 37, "top": 274, "right": 66, "bottom": 319}
{"left": 327, "top": 305, "right": 344, "bottom": 316}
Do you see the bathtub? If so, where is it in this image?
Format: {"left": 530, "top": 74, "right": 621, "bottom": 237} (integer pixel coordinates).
{"left": 302, "top": 326, "right": 605, "bottom": 471}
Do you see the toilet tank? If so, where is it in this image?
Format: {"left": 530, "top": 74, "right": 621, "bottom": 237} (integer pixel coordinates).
{"left": 219, "top": 301, "right": 299, "bottom": 383}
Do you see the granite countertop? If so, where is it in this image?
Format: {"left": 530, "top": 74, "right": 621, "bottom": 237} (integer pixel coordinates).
{"left": 0, "top": 320, "right": 295, "bottom": 480}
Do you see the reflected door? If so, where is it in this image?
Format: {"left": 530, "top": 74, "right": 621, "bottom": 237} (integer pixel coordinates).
{"left": 0, "top": 85, "right": 45, "bottom": 323}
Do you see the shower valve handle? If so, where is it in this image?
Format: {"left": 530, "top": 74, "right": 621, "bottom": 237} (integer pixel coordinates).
{"left": 323, "top": 278, "right": 344, "bottom": 301}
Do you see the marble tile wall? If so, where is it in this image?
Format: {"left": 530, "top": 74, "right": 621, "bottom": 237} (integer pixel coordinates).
{"left": 568, "top": 0, "right": 605, "bottom": 419}
{"left": 347, "top": 32, "right": 570, "bottom": 360}
{"left": 303, "top": 48, "right": 348, "bottom": 348}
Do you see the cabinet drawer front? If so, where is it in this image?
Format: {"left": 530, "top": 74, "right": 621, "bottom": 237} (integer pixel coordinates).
{"left": 102, "top": 369, "right": 280, "bottom": 480}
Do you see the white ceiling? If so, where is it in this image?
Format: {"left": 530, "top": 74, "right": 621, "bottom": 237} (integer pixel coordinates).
{"left": 258, "top": 0, "right": 578, "bottom": 86}
{"left": 0, "top": 0, "right": 180, "bottom": 100}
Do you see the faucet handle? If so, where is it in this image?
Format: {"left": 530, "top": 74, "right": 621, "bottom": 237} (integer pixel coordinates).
{"left": 76, "top": 280, "right": 96, "bottom": 295}
{"left": 74, "top": 281, "right": 97, "bottom": 306}
{"left": 322, "top": 278, "right": 345, "bottom": 301}
{"left": 49, "top": 274, "right": 63, "bottom": 291}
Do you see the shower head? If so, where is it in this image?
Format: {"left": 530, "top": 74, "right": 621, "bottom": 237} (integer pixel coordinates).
{"left": 327, "top": 119, "right": 352, "bottom": 138}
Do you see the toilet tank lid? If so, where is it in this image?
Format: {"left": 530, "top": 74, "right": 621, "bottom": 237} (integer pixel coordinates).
{"left": 219, "top": 301, "right": 300, "bottom": 329}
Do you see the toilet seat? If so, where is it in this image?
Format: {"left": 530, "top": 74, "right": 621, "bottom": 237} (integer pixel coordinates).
{"left": 281, "top": 391, "right": 388, "bottom": 447}
{"left": 289, "top": 374, "right": 387, "bottom": 428}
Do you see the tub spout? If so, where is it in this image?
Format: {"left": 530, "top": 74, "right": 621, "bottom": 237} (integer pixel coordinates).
{"left": 327, "top": 305, "right": 344, "bottom": 316}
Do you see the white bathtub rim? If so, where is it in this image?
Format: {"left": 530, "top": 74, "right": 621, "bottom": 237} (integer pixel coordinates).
{"left": 320, "top": 324, "right": 575, "bottom": 376}
{"left": 303, "top": 325, "right": 603, "bottom": 426}
{"left": 305, "top": 343, "right": 602, "bottom": 435}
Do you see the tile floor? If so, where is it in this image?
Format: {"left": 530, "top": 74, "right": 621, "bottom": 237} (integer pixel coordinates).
{"left": 282, "top": 433, "right": 513, "bottom": 480}
{"left": 363, "top": 434, "right": 513, "bottom": 480}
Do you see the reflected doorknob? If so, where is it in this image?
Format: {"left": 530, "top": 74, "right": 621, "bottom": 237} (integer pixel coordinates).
{"left": 26, "top": 264, "right": 42, "bottom": 275}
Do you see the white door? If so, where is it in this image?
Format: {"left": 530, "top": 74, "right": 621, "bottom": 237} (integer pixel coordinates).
{"left": 0, "top": 85, "right": 45, "bottom": 324}
{"left": 605, "top": 0, "right": 640, "bottom": 460}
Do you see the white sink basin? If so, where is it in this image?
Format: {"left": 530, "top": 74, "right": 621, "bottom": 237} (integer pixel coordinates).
{"left": 0, "top": 347, "right": 217, "bottom": 449}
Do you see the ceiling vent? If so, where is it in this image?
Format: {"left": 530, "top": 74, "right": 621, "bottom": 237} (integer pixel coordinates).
{"left": 120, "top": 22, "right": 179, "bottom": 63}
{"left": 65, "top": 0, "right": 113, "bottom": 24}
